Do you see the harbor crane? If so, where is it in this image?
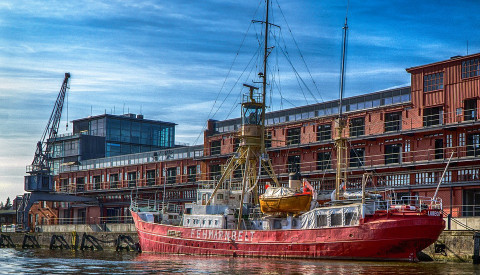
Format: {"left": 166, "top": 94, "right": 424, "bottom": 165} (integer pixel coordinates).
{"left": 25, "top": 72, "right": 70, "bottom": 192}
{"left": 17, "top": 73, "right": 97, "bottom": 231}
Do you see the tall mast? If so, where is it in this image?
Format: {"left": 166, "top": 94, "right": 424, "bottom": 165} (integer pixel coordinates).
{"left": 339, "top": 16, "right": 348, "bottom": 118}
{"left": 260, "top": 0, "right": 270, "bottom": 153}
{"left": 334, "top": 7, "right": 349, "bottom": 201}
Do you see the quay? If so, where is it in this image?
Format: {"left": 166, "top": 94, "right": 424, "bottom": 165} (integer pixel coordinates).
{"left": 0, "top": 224, "right": 138, "bottom": 251}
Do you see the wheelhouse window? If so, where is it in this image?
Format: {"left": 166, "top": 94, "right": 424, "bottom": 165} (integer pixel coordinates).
{"left": 423, "top": 107, "right": 443, "bottom": 127}
{"left": 317, "top": 124, "right": 331, "bottom": 141}
{"left": 462, "top": 58, "right": 480, "bottom": 79}
{"left": 349, "top": 148, "right": 365, "bottom": 168}
{"left": 385, "top": 144, "right": 402, "bottom": 164}
{"left": 464, "top": 98, "right": 478, "bottom": 121}
{"left": 467, "top": 133, "right": 480, "bottom": 157}
{"left": 423, "top": 72, "right": 443, "bottom": 92}
{"left": 385, "top": 112, "right": 402, "bottom": 132}
{"left": 287, "top": 155, "right": 301, "bottom": 173}
{"left": 349, "top": 117, "right": 365, "bottom": 137}
{"left": 286, "top": 128, "right": 301, "bottom": 145}
{"left": 317, "top": 152, "right": 331, "bottom": 170}
{"left": 210, "top": 140, "right": 221, "bottom": 155}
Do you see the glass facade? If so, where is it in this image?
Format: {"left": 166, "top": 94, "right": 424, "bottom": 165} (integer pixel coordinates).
{"left": 73, "top": 114, "right": 175, "bottom": 158}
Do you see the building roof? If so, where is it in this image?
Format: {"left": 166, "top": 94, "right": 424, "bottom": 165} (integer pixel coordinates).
{"left": 406, "top": 52, "right": 480, "bottom": 72}
{"left": 72, "top": 113, "right": 177, "bottom": 126}
{"left": 214, "top": 86, "right": 411, "bottom": 132}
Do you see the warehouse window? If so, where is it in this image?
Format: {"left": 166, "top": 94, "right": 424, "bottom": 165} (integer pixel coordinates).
{"left": 166, "top": 167, "right": 176, "bottom": 184}
{"left": 349, "top": 148, "right": 364, "bottom": 168}
{"left": 265, "top": 131, "right": 272, "bottom": 148}
{"left": 209, "top": 164, "right": 221, "bottom": 181}
{"left": 286, "top": 128, "right": 301, "bottom": 145}
{"left": 109, "top": 173, "right": 119, "bottom": 189}
{"left": 385, "top": 144, "right": 402, "bottom": 164}
{"left": 187, "top": 166, "right": 197, "bottom": 182}
{"left": 317, "top": 152, "right": 331, "bottom": 170}
{"left": 126, "top": 172, "right": 136, "bottom": 188}
{"left": 317, "top": 124, "right": 331, "bottom": 141}
{"left": 467, "top": 133, "right": 480, "bottom": 157}
{"left": 233, "top": 138, "right": 240, "bottom": 152}
{"left": 423, "top": 107, "right": 443, "bottom": 127}
{"left": 462, "top": 58, "right": 480, "bottom": 79}
{"left": 210, "top": 140, "right": 221, "bottom": 155}
{"left": 435, "top": 139, "right": 444, "bottom": 160}
{"left": 287, "top": 155, "right": 301, "bottom": 173}
{"left": 146, "top": 170, "right": 156, "bottom": 186}
{"left": 385, "top": 112, "right": 402, "bottom": 132}
{"left": 464, "top": 99, "right": 477, "bottom": 121}
{"left": 350, "top": 117, "right": 365, "bottom": 137}
{"left": 423, "top": 72, "right": 443, "bottom": 92}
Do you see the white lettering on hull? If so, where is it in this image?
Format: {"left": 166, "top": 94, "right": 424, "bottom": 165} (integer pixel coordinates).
{"left": 189, "top": 229, "right": 256, "bottom": 242}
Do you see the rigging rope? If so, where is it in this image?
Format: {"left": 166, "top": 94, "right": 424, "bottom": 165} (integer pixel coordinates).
{"left": 273, "top": 34, "right": 319, "bottom": 103}
{"left": 275, "top": 0, "right": 324, "bottom": 103}
{"left": 193, "top": 1, "right": 263, "bottom": 146}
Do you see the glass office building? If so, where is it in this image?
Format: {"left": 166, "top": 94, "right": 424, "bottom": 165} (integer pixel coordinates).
{"left": 50, "top": 114, "right": 176, "bottom": 175}
{"left": 73, "top": 114, "right": 176, "bottom": 157}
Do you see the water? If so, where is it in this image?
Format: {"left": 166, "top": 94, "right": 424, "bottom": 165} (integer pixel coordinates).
{"left": 0, "top": 248, "right": 478, "bottom": 274}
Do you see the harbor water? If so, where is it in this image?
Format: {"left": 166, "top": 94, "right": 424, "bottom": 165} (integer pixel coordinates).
{"left": 0, "top": 248, "right": 478, "bottom": 274}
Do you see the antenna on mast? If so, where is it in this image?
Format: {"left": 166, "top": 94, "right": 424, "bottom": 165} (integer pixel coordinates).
{"left": 339, "top": 0, "right": 349, "bottom": 118}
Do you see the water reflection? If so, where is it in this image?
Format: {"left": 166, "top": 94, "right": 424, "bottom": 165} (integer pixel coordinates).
{"left": 0, "top": 248, "right": 478, "bottom": 275}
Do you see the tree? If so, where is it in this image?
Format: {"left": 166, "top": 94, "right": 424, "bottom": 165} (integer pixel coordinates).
{"left": 4, "top": 197, "right": 11, "bottom": 209}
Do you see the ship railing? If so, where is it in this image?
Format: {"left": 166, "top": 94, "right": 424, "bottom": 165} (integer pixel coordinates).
{"left": 387, "top": 196, "right": 443, "bottom": 212}
{"left": 130, "top": 198, "right": 164, "bottom": 212}
{"left": 130, "top": 198, "right": 183, "bottom": 215}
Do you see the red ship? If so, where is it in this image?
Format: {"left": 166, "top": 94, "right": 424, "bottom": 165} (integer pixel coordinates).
{"left": 131, "top": 200, "right": 444, "bottom": 261}
{"left": 131, "top": 0, "right": 445, "bottom": 261}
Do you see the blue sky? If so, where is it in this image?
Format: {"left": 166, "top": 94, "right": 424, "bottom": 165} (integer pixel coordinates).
{"left": 0, "top": 0, "right": 479, "bottom": 203}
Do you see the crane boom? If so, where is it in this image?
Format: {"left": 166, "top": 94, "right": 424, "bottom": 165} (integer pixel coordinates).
{"left": 26, "top": 72, "right": 70, "bottom": 192}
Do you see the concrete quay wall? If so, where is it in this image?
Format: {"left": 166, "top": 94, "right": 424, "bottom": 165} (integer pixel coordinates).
{"left": 1, "top": 231, "right": 138, "bottom": 250}
{"left": 422, "top": 230, "right": 475, "bottom": 262}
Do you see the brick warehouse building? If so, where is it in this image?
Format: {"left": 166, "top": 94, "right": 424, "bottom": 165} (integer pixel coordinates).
{"left": 28, "top": 53, "right": 480, "bottom": 228}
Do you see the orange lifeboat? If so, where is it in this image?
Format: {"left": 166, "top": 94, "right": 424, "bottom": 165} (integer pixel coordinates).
{"left": 259, "top": 188, "right": 312, "bottom": 214}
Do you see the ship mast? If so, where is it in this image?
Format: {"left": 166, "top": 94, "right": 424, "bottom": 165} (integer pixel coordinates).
{"left": 334, "top": 9, "right": 349, "bottom": 201}
{"left": 205, "top": 0, "right": 279, "bottom": 230}
{"left": 260, "top": 0, "right": 269, "bottom": 153}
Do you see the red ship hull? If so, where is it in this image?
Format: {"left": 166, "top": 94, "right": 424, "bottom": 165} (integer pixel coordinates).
{"left": 131, "top": 211, "right": 445, "bottom": 261}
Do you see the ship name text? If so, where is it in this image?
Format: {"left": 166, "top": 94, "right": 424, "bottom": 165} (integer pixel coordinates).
{"left": 190, "top": 229, "right": 255, "bottom": 242}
